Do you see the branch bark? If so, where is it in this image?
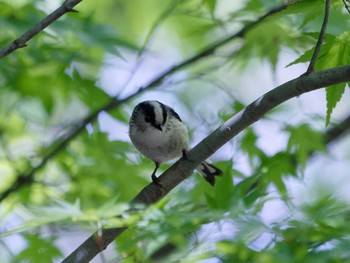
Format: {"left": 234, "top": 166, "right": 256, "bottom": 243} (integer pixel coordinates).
{"left": 0, "top": 4, "right": 287, "bottom": 203}
{"left": 325, "top": 114, "right": 350, "bottom": 144}
{"left": 0, "top": 0, "right": 82, "bottom": 59}
{"left": 62, "top": 64, "right": 350, "bottom": 263}
{"left": 305, "top": 0, "right": 330, "bottom": 74}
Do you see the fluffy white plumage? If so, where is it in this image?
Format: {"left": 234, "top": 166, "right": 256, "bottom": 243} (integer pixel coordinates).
{"left": 129, "top": 100, "right": 222, "bottom": 185}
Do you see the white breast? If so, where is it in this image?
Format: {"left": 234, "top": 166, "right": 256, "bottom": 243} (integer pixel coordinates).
{"left": 130, "top": 119, "right": 189, "bottom": 164}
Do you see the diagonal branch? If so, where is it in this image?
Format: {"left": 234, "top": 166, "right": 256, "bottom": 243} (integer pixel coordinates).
{"left": 324, "top": 114, "right": 350, "bottom": 144}
{"left": 0, "top": 0, "right": 82, "bottom": 59}
{"left": 62, "top": 64, "right": 350, "bottom": 263}
{"left": 0, "top": 4, "right": 288, "bottom": 202}
{"left": 305, "top": 0, "right": 330, "bottom": 74}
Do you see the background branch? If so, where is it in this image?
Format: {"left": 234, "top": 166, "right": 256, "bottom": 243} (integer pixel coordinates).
{"left": 0, "top": 3, "right": 288, "bottom": 203}
{"left": 325, "top": 114, "right": 350, "bottom": 144}
{"left": 305, "top": 0, "right": 330, "bottom": 74}
{"left": 0, "top": 0, "right": 82, "bottom": 59}
{"left": 62, "top": 64, "right": 350, "bottom": 263}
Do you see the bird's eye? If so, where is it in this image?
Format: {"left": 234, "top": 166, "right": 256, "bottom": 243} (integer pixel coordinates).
{"left": 144, "top": 116, "right": 151, "bottom": 123}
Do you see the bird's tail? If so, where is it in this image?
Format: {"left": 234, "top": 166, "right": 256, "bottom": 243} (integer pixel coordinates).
{"left": 197, "top": 161, "right": 222, "bottom": 186}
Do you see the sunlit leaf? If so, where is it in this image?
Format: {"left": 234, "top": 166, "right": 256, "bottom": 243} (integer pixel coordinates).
{"left": 204, "top": 0, "right": 216, "bottom": 16}
{"left": 15, "top": 234, "right": 62, "bottom": 263}
{"left": 234, "top": 215, "right": 268, "bottom": 244}
{"left": 0, "top": 0, "right": 349, "bottom": 261}
{"left": 286, "top": 124, "right": 326, "bottom": 167}
{"left": 240, "top": 128, "right": 265, "bottom": 165}
{"left": 326, "top": 84, "right": 346, "bottom": 126}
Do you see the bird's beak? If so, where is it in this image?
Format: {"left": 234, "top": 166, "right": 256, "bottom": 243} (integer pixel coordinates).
{"left": 155, "top": 125, "right": 162, "bottom": 131}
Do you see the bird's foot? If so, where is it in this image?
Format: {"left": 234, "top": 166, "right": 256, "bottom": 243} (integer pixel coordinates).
{"left": 151, "top": 173, "right": 160, "bottom": 185}
{"left": 182, "top": 149, "right": 189, "bottom": 160}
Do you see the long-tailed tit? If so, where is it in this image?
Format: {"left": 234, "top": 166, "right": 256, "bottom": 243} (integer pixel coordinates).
{"left": 129, "top": 100, "right": 222, "bottom": 185}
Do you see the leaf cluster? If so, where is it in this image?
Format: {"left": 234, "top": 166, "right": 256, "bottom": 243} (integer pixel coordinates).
{"left": 0, "top": 0, "right": 349, "bottom": 262}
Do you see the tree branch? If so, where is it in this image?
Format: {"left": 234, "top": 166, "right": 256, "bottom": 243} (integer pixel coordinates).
{"left": 305, "top": 0, "right": 330, "bottom": 74}
{"left": 324, "top": 114, "right": 350, "bottom": 145}
{"left": 0, "top": 0, "right": 82, "bottom": 59}
{"left": 62, "top": 64, "right": 350, "bottom": 263}
{"left": 0, "top": 3, "right": 287, "bottom": 202}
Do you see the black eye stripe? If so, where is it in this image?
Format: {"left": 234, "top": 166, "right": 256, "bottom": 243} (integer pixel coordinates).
{"left": 138, "top": 102, "right": 156, "bottom": 125}
{"left": 135, "top": 101, "right": 182, "bottom": 127}
{"left": 159, "top": 102, "right": 167, "bottom": 125}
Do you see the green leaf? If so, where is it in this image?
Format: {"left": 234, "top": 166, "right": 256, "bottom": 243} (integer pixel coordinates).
{"left": 317, "top": 32, "right": 350, "bottom": 69}
{"left": 204, "top": 0, "right": 216, "bottom": 16}
{"left": 0, "top": 200, "right": 83, "bottom": 238}
{"left": 236, "top": 174, "right": 268, "bottom": 207}
{"left": 233, "top": 215, "right": 268, "bottom": 244}
{"left": 1, "top": 0, "right": 349, "bottom": 261}
{"left": 298, "top": 1, "right": 324, "bottom": 29}
{"left": 240, "top": 128, "right": 265, "bottom": 164}
{"left": 242, "top": 0, "right": 264, "bottom": 11}
{"left": 237, "top": 19, "right": 300, "bottom": 70}
{"left": 289, "top": 32, "right": 350, "bottom": 69}
{"left": 15, "top": 234, "right": 62, "bottom": 263}
{"left": 280, "top": 0, "right": 322, "bottom": 16}
{"left": 286, "top": 124, "right": 326, "bottom": 167}
{"left": 288, "top": 33, "right": 350, "bottom": 125}
{"left": 326, "top": 84, "right": 346, "bottom": 126}
{"left": 72, "top": 69, "right": 112, "bottom": 110}
{"left": 259, "top": 152, "right": 297, "bottom": 197}
{"left": 208, "top": 161, "right": 235, "bottom": 210}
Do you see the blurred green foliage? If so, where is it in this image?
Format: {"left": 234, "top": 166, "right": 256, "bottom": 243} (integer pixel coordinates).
{"left": 0, "top": 0, "right": 349, "bottom": 262}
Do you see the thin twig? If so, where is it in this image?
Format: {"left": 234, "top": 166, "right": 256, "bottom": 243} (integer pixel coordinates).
{"left": 0, "top": 0, "right": 82, "bottom": 59}
{"left": 305, "top": 0, "right": 330, "bottom": 74}
{"left": 0, "top": 4, "right": 287, "bottom": 202}
{"left": 117, "top": 0, "right": 180, "bottom": 94}
{"left": 62, "top": 64, "right": 350, "bottom": 263}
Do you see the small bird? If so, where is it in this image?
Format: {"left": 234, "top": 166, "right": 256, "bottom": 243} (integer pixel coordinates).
{"left": 129, "top": 100, "right": 222, "bottom": 185}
